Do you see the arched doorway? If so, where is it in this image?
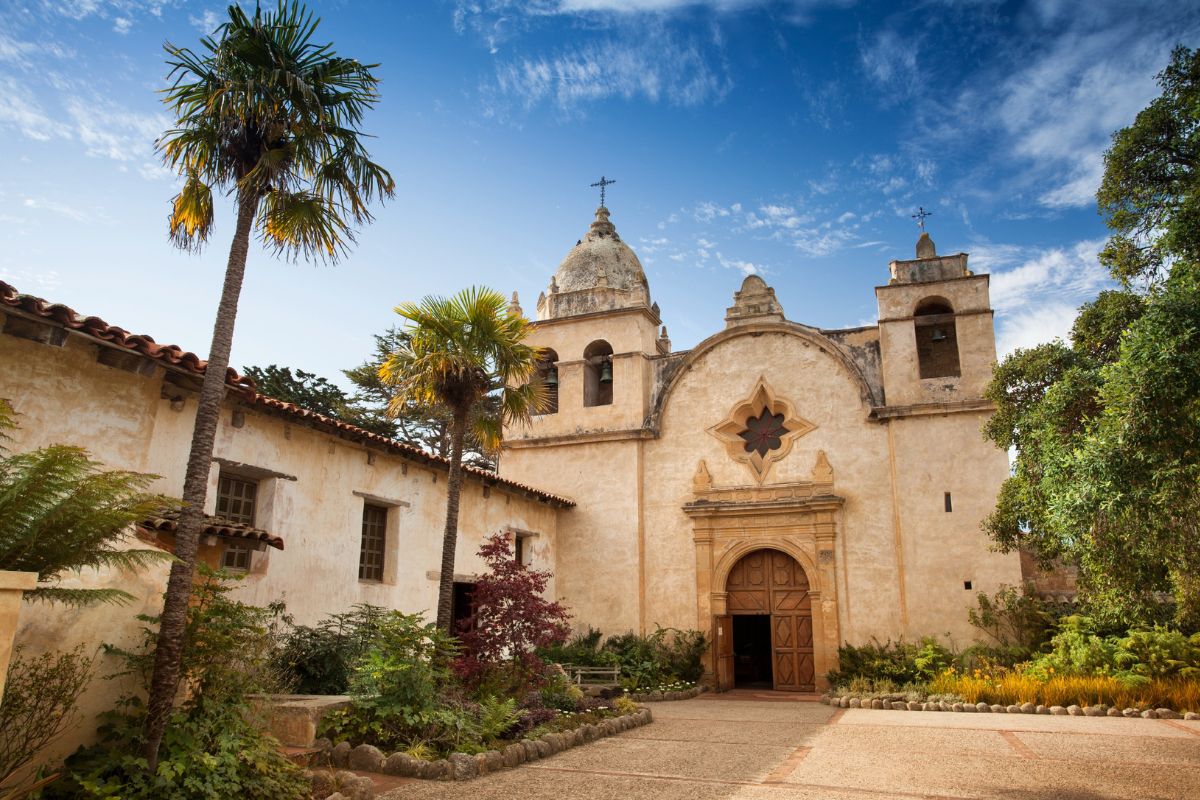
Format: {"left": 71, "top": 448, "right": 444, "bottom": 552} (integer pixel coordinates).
{"left": 716, "top": 549, "right": 815, "bottom": 692}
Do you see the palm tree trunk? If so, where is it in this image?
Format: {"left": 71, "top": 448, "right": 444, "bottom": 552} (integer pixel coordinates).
{"left": 436, "top": 407, "right": 469, "bottom": 631}
{"left": 142, "top": 192, "right": 259, "bottom": 769}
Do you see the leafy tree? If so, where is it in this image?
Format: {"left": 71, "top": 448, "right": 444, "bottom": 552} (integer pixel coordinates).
{"left": 455, "top": 532, "right": 571, "bottom": 693}
{"left": 344, "top": 327, "right": 499, "bottom": 468}
{"left": 0, "top": 399, "right": 172, "bottom": 606}
{"left": 144, "top": 2, "right": 393, "bottom": 767}
{"left": 379, "top": 288, "right": 546, "bottom": 631}
{"left": 241, "top": 364, "right": 394, "bottom": 437}
{"left": 984, "top": 46, "right": 1200, "bottom": 628}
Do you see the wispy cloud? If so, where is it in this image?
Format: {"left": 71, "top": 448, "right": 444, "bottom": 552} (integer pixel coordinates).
{"left": 980, "top": 238, "right": 1112, "bottom": 356}
{"left": 22, "top": 196, "right": 91, "bottom": 222}
{"left": 483, "top": 30, "right": 731, "bottom": 116}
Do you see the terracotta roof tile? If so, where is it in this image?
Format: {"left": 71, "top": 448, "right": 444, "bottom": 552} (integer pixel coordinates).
{"left": 0, "top": 280, "right": 573, "bottom": 508}
{"left": 142, "top": 511, "right": 285, "bottom": 550}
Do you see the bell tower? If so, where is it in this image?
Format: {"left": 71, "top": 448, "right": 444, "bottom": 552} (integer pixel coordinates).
{"left": 499, "top": 202, "right": 664, "bottom": 633}
{"left": 875, "top": 230, "right": 997, "bottom": 407}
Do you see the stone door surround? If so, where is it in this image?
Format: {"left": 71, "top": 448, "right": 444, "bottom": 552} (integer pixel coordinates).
{"left": 684, "top": 455, "right": 842, "bottom": 692}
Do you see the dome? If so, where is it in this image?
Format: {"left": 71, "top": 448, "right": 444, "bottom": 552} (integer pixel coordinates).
{"left": 552, "top": 207, "right": 649, "bottom": 296}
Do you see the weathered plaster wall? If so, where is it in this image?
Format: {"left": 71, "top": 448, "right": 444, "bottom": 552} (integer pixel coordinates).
{"left": 642, "top": 329, "right": 901, "bottom": 642}
{"left": 0, "top": 309, "right": 563, "bottom": 762}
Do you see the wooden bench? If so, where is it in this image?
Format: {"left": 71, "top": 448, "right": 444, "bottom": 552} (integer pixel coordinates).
{"left": 559, "top": 664, "right": 620, "bottom": 689}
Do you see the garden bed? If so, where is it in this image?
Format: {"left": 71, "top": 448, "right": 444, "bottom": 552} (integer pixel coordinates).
{"left": 823, "top": 694, "right": 1200, "bottom": 720}
{"left": 313, "top": 707, "right": 652, "bottom": 782}
{"left": 627, "top": 684, "right": 706, "bottom": 702}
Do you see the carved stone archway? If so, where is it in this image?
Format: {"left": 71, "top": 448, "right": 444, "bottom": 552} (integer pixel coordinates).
{"left": 684, "top": 452, "right": 842, "bottom": 692}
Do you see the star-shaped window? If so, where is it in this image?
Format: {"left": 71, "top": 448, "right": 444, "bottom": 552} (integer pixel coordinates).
{"left": 738, "top": 408, "right": 789, "bottom": 457}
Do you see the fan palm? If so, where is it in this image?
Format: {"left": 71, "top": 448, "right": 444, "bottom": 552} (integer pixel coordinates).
{"left": 144, "top": 1, "right": 393, "bottom": 767}
{"left": 379, "top": 287, "right": 547, "bottom": 631}
{"left": 0, "top": 400, "right": 173, "bottom": 606}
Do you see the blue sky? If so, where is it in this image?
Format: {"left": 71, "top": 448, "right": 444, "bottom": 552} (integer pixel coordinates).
{"left": 2, "top": 0, "right": 1198, "bottom": 389}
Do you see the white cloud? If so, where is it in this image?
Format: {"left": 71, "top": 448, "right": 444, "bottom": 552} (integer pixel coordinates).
{"left": 189, "top": 9, "right": 221, "bottom": 33}
{"left": 0, "top": 77, "right": 72, "bottom": 141}
{"left": 22, "top": 196, "right": 90, "bottom": 222}
{"left": 485, "top": 30, "right": 731, "bottom": 115}
{"left": 996, "top": 302, "right": 1079, "bottom": 357}
{"left": 64, "top": 96, "right": 167, "bottom": 162}
{"left": 112, "top": 16, "right": 131, "bottom": 34}
{"left": 716, "top": 251, "right": 761, "bottom": 276}
{"left": 859, "top": 28, "right": 919, "bottom": 97}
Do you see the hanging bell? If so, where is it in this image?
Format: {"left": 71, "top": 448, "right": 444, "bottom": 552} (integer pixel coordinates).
{"left": 545, "top": 367, "right": 558, "bottom": 387}
{"left": 599, "top": 360, "right": 613, "bottom": 384}
{"left": 931, "top": 328, "right": 947, "bottom": 343}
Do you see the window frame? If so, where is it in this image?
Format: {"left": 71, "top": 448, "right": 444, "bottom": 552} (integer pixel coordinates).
{"left": 359, "top": 503, "right": 388, "bottom": 582}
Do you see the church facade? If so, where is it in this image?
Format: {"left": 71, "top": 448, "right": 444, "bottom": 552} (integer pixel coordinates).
{"left": 501, "top": 205, "right": 1021, "bottom": 691}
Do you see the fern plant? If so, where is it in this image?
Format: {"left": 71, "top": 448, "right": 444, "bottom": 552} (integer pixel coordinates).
{"left": 0, "top": 399, "right": 174, "bottom": 605}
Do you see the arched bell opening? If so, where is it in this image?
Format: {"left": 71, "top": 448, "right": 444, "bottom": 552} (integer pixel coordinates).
{"left": 714, "top": 548, "right": 815, "bottom": 692}
{"left": 583, "top": 339, "right": 613, "bottom": 407}
{"left": 914, "top": 298, "right": 960, "bottom": 379}
{"left": 534, "top": 348, "right": 559, "bottom": 415}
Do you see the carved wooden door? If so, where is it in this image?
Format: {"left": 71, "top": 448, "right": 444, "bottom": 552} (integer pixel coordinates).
{"left": 724, "top": 549, "right": 814, "bottom": 692}
{"left": 714, "top": 615, "right": 734, "bottom": 691}
{"left": 768, "top": 552, "right": 815, "bottom": 691}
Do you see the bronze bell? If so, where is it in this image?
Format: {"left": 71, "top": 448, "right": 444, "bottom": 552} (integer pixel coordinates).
{"left": 599, "top": 360, "right": 613, "bottom": 384}
{"left": 545, "top": 367, "right": 558, "bottom": 387}
{"left": 931, "top": 328, "right": 947, "bottom": 343}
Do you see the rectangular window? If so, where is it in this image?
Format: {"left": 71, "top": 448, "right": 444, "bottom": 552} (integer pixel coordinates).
{"left": 944, "top": 492, "right": 953, "bottom": 513}
{"left": 359, "top": 504, "right": 387, "bottom": 581}
{"left": 217, "top": 474, "right": 258, "bottom": 525}
{"left": 514, "top": 534, "right": 525, "bottom": 565}
{"left": 217, "top": 474, "right": 258, "bottom": 571}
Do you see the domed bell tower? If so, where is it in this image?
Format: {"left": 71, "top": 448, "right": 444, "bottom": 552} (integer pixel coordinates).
{"left": 499, "top": 201, "right": 665, "bottom": 633}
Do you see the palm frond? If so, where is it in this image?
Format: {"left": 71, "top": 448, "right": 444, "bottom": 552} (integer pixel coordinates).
{"left": 259, "top": 188, "right": 352, "bottom": 263}
{"left": 167, "top": 172, "right": 214, "bottom": 251}
{"left": 24, "top": 586, "right": 138, "bottom": 607}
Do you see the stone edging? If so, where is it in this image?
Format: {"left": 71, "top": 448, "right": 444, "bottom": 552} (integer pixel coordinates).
{"left": 314, "top": 707, "right": 653, "bottom": 784}
{"left": 627, "top": 685, "right": 706, "bottom": 703}
{"left": 823, "top": 695, "right": 1200, "bottom": 721}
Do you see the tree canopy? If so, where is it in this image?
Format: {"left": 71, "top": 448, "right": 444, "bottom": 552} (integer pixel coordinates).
{"left": 984, "top": 46, "right": 1200, "bottom": 629}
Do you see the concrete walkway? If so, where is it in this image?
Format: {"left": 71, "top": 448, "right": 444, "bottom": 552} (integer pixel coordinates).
{"left": 380, "top": 692, "right": 1200, "bottom": 800}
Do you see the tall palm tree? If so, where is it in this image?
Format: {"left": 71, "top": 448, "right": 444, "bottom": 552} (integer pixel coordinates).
{"left": 143, "top": 1, "right": 393, "bottom": 767}
{"left": 379, "top": 287, "right": 546, "bottom": 631}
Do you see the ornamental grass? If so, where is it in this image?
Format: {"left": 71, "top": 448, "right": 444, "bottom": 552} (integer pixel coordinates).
{"left": 929, "top": 668, "right": 1200, "bottom": 712}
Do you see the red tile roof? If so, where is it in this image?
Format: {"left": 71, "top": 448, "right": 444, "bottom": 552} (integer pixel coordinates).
{"left": 1, "top": 280, "right": 573, "bottom": 508}
{"left": 142, "top": 511, "right": 285, "bottom": 550}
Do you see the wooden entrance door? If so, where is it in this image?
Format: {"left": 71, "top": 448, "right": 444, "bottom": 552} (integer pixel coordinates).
{"left": 725, "top": 550, "right": 815, "bottom": 692}
{"left": 714, "top": 615, "right": 734, "bottom": 691}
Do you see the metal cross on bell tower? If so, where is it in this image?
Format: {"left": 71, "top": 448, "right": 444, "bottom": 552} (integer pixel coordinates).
{"left": 590, "top": 175, "right": 616, "bottom": 207}
{"left": 911, "top": 206, "right": 933, "bottom": 231}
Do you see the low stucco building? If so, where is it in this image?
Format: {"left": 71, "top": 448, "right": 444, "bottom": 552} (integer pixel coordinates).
{"left": 500, "top": 206, "right": 1022, "bottom": 692}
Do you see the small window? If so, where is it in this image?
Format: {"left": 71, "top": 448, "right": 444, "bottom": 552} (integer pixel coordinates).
{"left": 222, "top": 542, "right": 253, "bottom": 571}
{"left": 216, "top": 474, "right": 257, "bottom": 525}
{"left": 944, "top": 492, "right": 953, "bottom": 512}
{"left": 359, "top": 504, "right": 387, "bottom": 581}
{"left": 514, "top": 534, "right": 526, "bottom": 566}
{"left": 964, "top": 580, "right": 973, "bottom": 591}
{"left": 216, "top": 474, "right": 258, "bottom": 572}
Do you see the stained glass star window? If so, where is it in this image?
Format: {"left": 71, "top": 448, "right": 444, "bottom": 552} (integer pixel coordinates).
{"left": 739, "top": 408, "right": 789, "bottom": 457}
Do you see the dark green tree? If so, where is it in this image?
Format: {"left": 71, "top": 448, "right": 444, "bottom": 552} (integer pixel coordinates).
{"left": 984, "top": 46, "right": 1200, "bottom": 628}
{"left": 242, "top": 363, "right": 395, "bottom": 437}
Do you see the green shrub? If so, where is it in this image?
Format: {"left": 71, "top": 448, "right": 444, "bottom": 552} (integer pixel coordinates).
{"left": 826, "top": 637, "right": 951, "bottom": 687}
{"left": 967, "top": 584, "right": 1057, "bottom": 657}
{"left": 49, "top": 569, "right": 307, "bottom": 800}
{"left": 272, "top": 604, "right": 388, "bottom": 694}
{"left": 648, "top": 627, "right": 708, "bottom": 683}
{"left": 1028, "top": 616, "right": 1200, "bottom": 679}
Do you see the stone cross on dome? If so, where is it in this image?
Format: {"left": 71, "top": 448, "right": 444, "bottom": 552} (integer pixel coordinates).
{"left": 590, "top": 175, "right": 616, "bottom": 207}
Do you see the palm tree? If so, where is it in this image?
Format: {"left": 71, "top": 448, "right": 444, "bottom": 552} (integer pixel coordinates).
{"left": 379, "top": 287, "right": 547, "bottom": 631}
{"left": 143, "top": 1, "right": 393, "bottom": 766}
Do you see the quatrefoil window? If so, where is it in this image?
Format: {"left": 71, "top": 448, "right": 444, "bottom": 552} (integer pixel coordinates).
{"left": 739, "top": 408, "right": 789, "bottom": 457}
{"left": 707, "top": 377, "right": 816, "bottom": 483}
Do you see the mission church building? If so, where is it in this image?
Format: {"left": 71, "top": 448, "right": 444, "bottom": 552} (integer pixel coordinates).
{"left": 0, "top": 198, "right": 1021, "bottom": 705}
{"left": 501, "top": 203, "right": 1021, "bottom": 692}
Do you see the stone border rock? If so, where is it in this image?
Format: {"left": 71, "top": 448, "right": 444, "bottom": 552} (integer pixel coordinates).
{"left": 314, "top": 707, "right": 653, "bottom": 783}
{"left": 627, "top": 685, "right": 706, "bottom": 703}
{"left": 822, "top": 694, "right": 1200, "bottom": 721}
{"left": 308, "top": 769, "right": 376, "bottom": 800}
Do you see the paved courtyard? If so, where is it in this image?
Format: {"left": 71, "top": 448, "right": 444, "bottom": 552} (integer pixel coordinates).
{"left": 380, "top": 692, "right": 1200, "bottom": 800}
